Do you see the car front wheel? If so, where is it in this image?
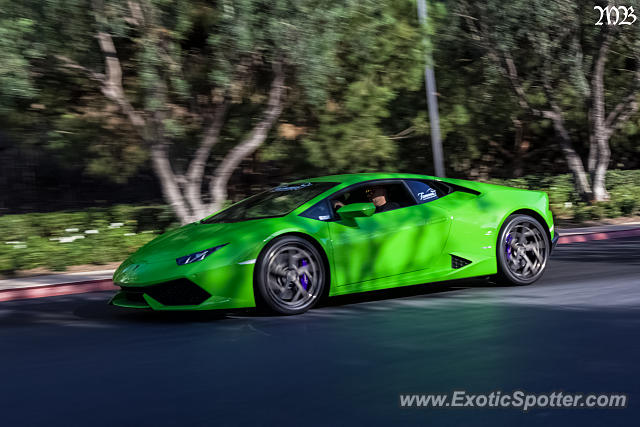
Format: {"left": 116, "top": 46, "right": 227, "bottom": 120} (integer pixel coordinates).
{"left": 255, "top": 236, "right": 326, "bottom": 315}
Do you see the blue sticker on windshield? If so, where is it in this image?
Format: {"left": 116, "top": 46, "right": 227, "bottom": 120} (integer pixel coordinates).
{"left": 272, "top": 182, "right": 312, "bottom": 192}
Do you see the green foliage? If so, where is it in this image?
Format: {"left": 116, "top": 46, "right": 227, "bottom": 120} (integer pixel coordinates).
{"left": 2, "top": 0, "right": 640, "bottom": 216}
{"left": 493, "top": 169, "right": 640, "bottom": 222}
{"left": 0, "top": 12, "right": 40, "bottom": 110}
{"left": 295, "top": 0, "right": 425, "bottom": 174}
{"left": 0, "top": 205, "right": 178, "bottom": 273}
{"left": 439, "top": 0, "right": 640, "bottom": 179}
{"left": 207, "top": 0, "right": 353, "bottom": 103}
{"left": 1, "top": 0, "right": 361, "bottom": 201}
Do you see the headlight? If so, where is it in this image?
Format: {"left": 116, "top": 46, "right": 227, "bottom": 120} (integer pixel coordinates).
{"left": 176, "top": 243, "right": 229, "bottom": 266}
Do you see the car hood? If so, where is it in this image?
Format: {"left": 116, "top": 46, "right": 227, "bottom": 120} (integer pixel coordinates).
{"left": 129, "top": 220, "right": 259, "bottom": 263}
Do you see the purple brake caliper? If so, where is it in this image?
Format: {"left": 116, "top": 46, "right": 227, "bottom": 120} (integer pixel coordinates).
{"left": 505, "top": 233, "right": 513, "bottom": 260}
{"left": 300, "top": 259, "right": 309, "bottom": 290}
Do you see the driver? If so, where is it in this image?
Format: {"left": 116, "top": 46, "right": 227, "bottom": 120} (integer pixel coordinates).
{"left": 366, "top": 185, "right": 399, "bottom": 213}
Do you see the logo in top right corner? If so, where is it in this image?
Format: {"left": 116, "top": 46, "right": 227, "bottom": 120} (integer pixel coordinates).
{"left": 595, "top": 5, "right": 637, "bottom": 25}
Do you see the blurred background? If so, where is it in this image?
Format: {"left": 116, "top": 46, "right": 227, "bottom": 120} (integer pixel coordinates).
{"left": 1, "top": 0, "right": 639, "bottom": 274}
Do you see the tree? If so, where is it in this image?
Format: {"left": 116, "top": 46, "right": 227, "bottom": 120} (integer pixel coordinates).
{"left": 12, "top": 0, "right": 351, "bottom": 223}
{"left": 298, "top": 0, "right": 425, "bottom": 175}
{"left": 456, "top": 0, "right": 640, "bottom": 200}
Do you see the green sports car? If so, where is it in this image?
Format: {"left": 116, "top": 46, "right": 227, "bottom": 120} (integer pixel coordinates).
{"left": 110, "top": 173, "right": 559, "bottom": 314}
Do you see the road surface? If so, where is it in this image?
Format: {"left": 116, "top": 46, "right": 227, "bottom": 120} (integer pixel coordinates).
{"left": 1, "top": 237, "right": 639, "bottom": 426}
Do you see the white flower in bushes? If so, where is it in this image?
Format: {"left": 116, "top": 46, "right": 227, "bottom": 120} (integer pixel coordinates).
{"left": 58, "top": 235, "right": 85, "bottom": 243}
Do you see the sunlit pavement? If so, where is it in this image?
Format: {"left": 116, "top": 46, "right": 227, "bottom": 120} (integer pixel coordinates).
{"left": 1, "top": 237, "right": 639, "bottom": 426}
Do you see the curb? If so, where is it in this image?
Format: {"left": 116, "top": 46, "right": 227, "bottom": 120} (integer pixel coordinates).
{"left": 557, "top": 227, "right": 640, "bottom": 244}
{"left": 0, "top": 279, "right": 116, "bottom": 303}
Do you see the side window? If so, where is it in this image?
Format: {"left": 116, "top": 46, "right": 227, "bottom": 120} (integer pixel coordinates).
{"left": 332, "top": 182, "right": 416, "bottom": 215}
{"left": 405, "top": 180, "right": 440, "bottom": 204}
{"left": 300, "top": 200, "right": 333, "bottom": 221}
{"left": 382, "top": 183, "right": 416, "bottom": 209}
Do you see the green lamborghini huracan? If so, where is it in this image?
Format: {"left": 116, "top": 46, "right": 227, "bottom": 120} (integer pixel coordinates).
{"left": 110, "top": 173, "right": 558, "bottom": 314}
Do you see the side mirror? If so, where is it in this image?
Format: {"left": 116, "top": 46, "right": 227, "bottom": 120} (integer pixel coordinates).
{"left": 337, "top": 203, "right": 375, "bottom": 219}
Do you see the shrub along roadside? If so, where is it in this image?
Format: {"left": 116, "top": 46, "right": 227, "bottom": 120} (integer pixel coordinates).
{"left": 1, "top": 169, "right": 638, "bottom": 274}
{"left": 0, "top": 205, "right": 178, "bottom": 274}
{"left": 489, "top": 169, "right": 640, "bottom": 222}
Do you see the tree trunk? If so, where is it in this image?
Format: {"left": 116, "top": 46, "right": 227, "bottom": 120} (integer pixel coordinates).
{"left": 587, "top": 134, "right": 598, "bottom": 174}
{"left": 589, "top": 33, "right": 611, "bottom": 202}
{"left": 150, "top": 142, "right": 193, "bottom": 222}
{"left": 591, "top": 134, "right": 611, "bottom": 201}
{"left": 208, "top": 63, "right": 285, "bottom": 213}
{"left": 512, "top": 118, "right": 524, "bottom": 177}
{"left": 548, "top": 113, "right": 593, "bottom": 200}
{"left": 184, "top": 102, "right": 228, "bottom": 219}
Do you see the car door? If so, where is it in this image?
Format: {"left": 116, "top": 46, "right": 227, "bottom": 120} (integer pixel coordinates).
{"left": 327, "top": 180, "right": 451, "bottom": 287}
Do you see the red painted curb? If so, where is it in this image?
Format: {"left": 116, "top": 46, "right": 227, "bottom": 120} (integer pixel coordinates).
{"left": 0, "top": 279, "right": 116, "bottom": 302}
{"left": 558, "top": 227, "right": 640, "bottom": 244}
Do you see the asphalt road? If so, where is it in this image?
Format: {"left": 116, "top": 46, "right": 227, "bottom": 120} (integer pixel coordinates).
{"left": 1, "top": 237, "right": 639, "bottom": 426}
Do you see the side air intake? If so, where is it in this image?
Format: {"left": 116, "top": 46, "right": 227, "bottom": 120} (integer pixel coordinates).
{"left": 451, "top": 255, "right": 472, "bottom": 269}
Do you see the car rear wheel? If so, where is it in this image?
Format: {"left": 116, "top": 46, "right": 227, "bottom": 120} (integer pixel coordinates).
{"left": 255, "top": 236, "right": 326, "bottom": 315}
{"left": 495, "top": 214, "right": 549, "bottom": 286}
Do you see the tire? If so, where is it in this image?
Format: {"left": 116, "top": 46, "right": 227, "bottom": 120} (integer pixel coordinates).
{"left": 255, "top": 235, "right": 326, "bottom": 315}
{"left": 495, "top": 214, "right": 550, "bottom": 286}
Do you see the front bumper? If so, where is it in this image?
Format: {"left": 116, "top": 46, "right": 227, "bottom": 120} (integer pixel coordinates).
{"left": 110, "top": 260, "right": 257, "bottom": 311}
{"left": 109, "top": 288, "right": 246, "bottom": 311}
{"left": 112, "top": 279, "right": 211, "bottom": 307}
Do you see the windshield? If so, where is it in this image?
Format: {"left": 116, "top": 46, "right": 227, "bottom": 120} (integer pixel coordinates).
{"left": 202, "top": 182, "right": 338, "bottom": 223}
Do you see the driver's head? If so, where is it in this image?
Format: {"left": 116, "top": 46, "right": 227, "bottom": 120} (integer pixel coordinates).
{"left": 366, "top": 185, "right": 387, "bottom": 207}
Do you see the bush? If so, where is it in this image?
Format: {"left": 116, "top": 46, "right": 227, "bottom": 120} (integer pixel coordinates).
{"left": 618, "top": 198, "right": 637, "bottom": 216}
{"left": 497, "top": 169, "right": 640, "bottom": 223}
{"left": 572, "top": 203, "right": 591, "bottom": 223}
{"left": 0, "top": 205, "right": 178, "bottom": 275}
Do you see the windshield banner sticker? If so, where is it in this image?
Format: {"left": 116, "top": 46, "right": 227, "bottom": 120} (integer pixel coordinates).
{"left": 273, "top": 182, "right": 312, "bottom": 192}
